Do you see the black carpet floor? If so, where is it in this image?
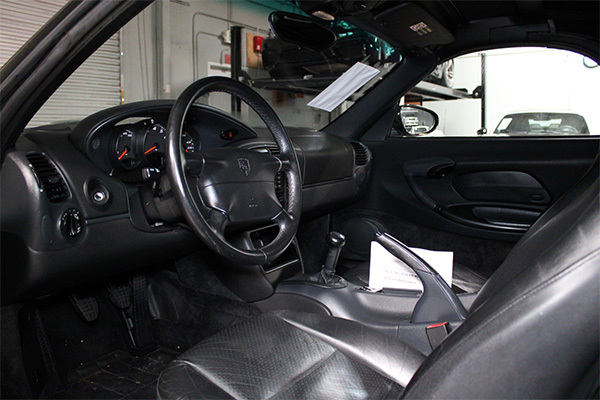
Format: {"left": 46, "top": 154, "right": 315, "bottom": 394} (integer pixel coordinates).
{"left": 17, "top": 251, "right": 262, "bottom": 399}
{"left": 58, "top": 348, "right": 178, "bottom": 399}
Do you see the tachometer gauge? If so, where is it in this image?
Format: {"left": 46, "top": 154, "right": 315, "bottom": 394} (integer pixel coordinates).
{"left": 143, "top": 124, "right": 166, "bottom": 167}
{"left": 115, "top": 129, "right": 139, "bottom": 170}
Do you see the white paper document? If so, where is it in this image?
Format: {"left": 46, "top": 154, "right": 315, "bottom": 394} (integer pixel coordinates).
{"left": 307, "top": 62, "right": 380, "bottom": 112}
{"left": 368, "top": 241, "right": 453, "bottom": 291}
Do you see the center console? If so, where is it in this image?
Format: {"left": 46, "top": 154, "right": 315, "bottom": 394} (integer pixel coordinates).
{"left": 255, "top": 231, "right": 476, "bottom": 354}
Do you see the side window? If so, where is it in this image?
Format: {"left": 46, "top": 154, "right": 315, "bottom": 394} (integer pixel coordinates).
{"left": 395, "top": 48, "right": 599, "bottom": 137}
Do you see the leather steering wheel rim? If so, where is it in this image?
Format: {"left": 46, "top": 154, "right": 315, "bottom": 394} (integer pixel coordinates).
{"left": 166, "top": 76, "right": 302, "bottom": 265}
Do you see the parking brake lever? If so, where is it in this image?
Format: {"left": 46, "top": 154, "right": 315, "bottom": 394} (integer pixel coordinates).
{"left": 374, "top": 232, "right": 467, "bottom": 323}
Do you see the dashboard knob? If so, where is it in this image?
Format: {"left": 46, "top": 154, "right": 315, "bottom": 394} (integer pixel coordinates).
{"left": 61, "top": 208, "right": 83, "bottom": 238}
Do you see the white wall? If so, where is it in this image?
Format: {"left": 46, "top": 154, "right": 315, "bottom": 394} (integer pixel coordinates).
{"left": 425, "top": 48, "right": 600, "bottom": 136}
{"left": 120, "top": 0, "right": 331, "bottom": 128}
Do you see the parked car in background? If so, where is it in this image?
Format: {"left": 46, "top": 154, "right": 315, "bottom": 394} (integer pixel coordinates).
{"left": 423, "top": 59, "right": 454, "bottom": 87}
{"left": 493, "top": 111, "right": 589, "bottom": 135}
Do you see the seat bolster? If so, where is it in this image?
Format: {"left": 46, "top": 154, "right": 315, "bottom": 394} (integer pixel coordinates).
{"left": 275, "top": 310, "right": 426, "bottom": 387}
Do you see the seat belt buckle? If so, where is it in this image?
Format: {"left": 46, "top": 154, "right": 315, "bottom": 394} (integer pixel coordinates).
{"left": 426, "top": 322, "right": 449, "bottom": 349}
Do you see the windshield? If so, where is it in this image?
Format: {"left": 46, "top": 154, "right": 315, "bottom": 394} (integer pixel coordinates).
{"left": 7, "top": 1, "right": 400, "bottom": 130}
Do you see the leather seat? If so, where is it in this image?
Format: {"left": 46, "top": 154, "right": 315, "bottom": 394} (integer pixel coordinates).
{"left": 157, "top": 160, "right": 599, "bottom": 399}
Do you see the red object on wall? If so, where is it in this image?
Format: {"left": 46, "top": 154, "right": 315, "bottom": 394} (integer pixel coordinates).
{"left": 253, "top": 36, "right": 264, "bottom": 53}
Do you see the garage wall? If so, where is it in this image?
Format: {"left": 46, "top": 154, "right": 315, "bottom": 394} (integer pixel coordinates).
{"left": 121, "top": 0, "right": 294, "bottom": 102}
{"left": 0, "top": 0, "right": 122, "bottom": 128}
{"left": 120, "top": 0, "right": 333, "bottom": 129}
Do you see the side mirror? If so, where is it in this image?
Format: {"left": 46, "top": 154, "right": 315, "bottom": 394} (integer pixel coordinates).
{"left": 477, "top": 128, "right": 488, "bottom": 135}
{"left": 395, "top": 105, "right": 439, "bottom": 136}
{"left": 268, "top": 11, "right": 337, "bottom": 52}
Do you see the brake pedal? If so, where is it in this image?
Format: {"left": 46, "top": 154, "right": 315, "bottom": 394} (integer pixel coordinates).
{"left": 68, "top": 291, "right": 98, "bottom": 322}
{"left": 105, "top": 279, "right": 132, "bottom": 309}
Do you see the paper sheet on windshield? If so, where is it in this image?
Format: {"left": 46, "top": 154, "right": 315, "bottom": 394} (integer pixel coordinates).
{"left": 307, "top": 62, "right": 380, "bottom": 112}
{"left": 368, "top": 241, "right": 453, "bottom": 291}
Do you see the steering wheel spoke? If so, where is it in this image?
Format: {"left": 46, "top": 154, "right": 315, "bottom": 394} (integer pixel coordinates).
{"left": 273, "top": 209, "right": 293, "bottom": 231}
{"left": 183, "top": 152, "right": 204, "bottom": 177}
{"left": 206, "top": 209, "right": 230, "bottom": 237}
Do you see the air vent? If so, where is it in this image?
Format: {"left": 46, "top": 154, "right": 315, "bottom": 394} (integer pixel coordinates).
{"left": 252, "top": 146, "right": 285, "bottom": 204}
{"left": 265, "top": 146, "right": 285, "bottom": 203}
{"left": 350, "top": 141, "right": 369, "bottom": 166}
{"left": 26, "top": 153, "right": 70, "bottom": 203}
{"left": 275, "top": 172, "right": 286, "bottom": 204}
{"left": 265, "top": 145, "right": 280, "bottom": 157}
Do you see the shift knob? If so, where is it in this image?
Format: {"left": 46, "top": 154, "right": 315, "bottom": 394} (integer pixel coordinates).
{"left": 321, "top": 231, "right": 346, "bottom": 284}
{"left": 326, "top": 231, "right": 346, "bottom": 248}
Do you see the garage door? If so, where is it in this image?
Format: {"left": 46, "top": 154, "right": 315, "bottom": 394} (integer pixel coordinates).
{"left": 0, "top": 0, "right": 122, "bottom": 127}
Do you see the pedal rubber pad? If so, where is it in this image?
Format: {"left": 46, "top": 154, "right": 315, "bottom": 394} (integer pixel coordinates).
{"left": 68, "top": 292, "right": 99, "bottom": 322}
{"left": 106, "top": 280, "right": 132, "bottom": 309}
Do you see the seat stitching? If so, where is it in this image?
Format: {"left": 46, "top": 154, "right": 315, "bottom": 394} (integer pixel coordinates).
{"left": 405, "top": 249, "right": 600, "bottom": 395}
{"left": 265, "top": 350, "right": 338, "bottom": 400}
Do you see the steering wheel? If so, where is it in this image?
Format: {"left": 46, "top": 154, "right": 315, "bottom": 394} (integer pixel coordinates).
{"left": 165, "top": 77, "right": 302, "bottom": 265}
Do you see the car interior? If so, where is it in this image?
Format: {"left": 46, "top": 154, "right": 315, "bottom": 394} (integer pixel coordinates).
{"left": 1, "top": 0, "right": 598, "bottom": 399}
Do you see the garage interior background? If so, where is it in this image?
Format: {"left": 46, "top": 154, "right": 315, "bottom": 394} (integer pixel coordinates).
{"left": 1, "top": 0, "right": 598, "bottom": 134}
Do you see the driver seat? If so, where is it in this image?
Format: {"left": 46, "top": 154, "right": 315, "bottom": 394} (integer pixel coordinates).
{"left": 157, "top": 160, "right": 599, "bottom": 399}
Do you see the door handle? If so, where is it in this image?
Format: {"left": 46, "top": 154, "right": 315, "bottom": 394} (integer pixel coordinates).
{"left": 403, "top": 158, "right": 455, "bottom": 210}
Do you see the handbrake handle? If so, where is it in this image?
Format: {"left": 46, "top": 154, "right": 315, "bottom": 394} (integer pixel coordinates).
{"left": 375, "top": 233, "right": 467, "bottom": 323}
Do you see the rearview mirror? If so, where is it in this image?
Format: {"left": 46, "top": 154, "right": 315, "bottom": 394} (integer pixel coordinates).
{"left": 395, "top": 105, "right": 439, "bottom": 136}
{"left": 268, "top": 11, "right": 337, "bottom": 52}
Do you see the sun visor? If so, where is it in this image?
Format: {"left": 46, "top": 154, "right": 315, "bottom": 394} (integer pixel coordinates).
{"left": 374, "top": 2, "right": 454, "bottom": 48}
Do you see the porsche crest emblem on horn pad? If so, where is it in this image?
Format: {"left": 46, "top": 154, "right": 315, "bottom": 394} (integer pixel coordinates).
{"left": 237, "top": 158, "right": 250, "bottom": 177}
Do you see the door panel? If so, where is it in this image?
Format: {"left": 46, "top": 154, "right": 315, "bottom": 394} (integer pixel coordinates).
{"left": 360, "top": 136, "right": 598, "bottom": 242}
{"left": 334, "top": 136, "right": 597, "bottom": 278}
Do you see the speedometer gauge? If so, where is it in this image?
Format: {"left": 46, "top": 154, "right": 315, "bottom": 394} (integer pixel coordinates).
{"left": 115, "top": 129, "right": 139, "bottom": 170}
{"left": 143, "top": 124, "right": 166, "bottom": 167}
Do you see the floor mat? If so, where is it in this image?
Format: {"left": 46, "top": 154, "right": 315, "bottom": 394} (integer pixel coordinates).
{"left": 59, "top": 347, "right": 179, "bottom": 399}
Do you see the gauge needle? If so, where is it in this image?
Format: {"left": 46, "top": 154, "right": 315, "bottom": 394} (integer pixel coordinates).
{"left": 118, "top": 149, "right": 128, "bottom": 160}
{"left": 144, "top": 145, "right": 157, "bottom": 154}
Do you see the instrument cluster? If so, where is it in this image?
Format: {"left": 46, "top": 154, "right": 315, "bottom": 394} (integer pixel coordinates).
{"left": 112, "top": 119, "right": 199, "bottom": 171}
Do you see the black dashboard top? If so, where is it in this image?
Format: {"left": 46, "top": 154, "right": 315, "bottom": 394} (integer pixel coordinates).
{"left": 1, "top": 100, "right": 371, "bottom": 304}
{"left": 70, "top": 100, "right": 258, "bottom": 181}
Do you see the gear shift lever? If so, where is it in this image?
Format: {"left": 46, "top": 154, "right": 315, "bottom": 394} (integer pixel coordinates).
{"left": 320, "top": 232, "right": 345, "bottom": 284}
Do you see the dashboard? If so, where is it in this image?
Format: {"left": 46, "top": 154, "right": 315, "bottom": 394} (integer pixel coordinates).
{"left": 72, "top": 100, "right": 258, "bottom": 182}
{"left": 1, "top": 100, "right": 372, "bottom": 304}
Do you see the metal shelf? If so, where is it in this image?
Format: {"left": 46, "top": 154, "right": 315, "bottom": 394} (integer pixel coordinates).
{"left": 251, "top": 76, "right": 476, "bottom": 101}
{"left": 251, "top": 76, "right": 336, "bottom": 94}
{"left": 406, "top": 81, "right": 474, "bottom": 101}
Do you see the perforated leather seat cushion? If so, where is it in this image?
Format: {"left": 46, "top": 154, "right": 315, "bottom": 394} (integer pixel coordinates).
{"left": 157, "top": 311, "right": 425, "bottom": 399}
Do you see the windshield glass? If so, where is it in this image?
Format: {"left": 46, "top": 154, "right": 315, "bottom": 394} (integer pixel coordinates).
{"left": 8, "top": 1, "right": 400, "bottom": 130}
